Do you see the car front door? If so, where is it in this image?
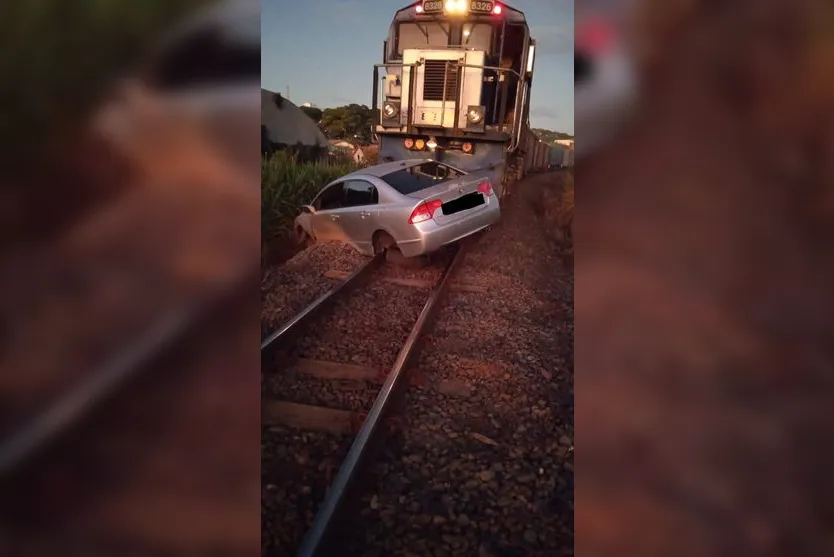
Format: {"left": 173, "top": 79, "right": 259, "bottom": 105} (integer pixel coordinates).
{"left": 337, "top": 180, "right": 379, "bottom": 253}
{"left": 310, "top": 182, "right": 347, "bottom": 242}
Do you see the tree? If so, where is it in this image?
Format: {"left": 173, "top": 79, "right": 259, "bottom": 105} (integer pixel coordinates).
{"left": 300, "top": 105, "right": 323, "bottom": 123}
{"left": 533, "top": 128, "right": 574, "bottom": 143}
{"left": 319, "top": 104, "right": 373, "bottom": 144}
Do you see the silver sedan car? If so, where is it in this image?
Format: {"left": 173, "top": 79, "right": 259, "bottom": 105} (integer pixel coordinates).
{"left": 294, "top": 159, "right": 500, "bottom": 261}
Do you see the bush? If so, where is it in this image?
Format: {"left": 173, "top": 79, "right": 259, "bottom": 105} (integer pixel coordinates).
{"left": 261, "top": 151, "right": 360, "bottom": 247}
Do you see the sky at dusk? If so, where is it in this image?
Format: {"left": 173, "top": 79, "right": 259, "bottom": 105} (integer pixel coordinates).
{"left": 262, "top": 0, "right": 574, "bottom": 134}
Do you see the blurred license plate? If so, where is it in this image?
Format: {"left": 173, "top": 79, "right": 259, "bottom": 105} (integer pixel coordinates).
{"left": 442, "top": 193, "right": 484, "bottom": 215}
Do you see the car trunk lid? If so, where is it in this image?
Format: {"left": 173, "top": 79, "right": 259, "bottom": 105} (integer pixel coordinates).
{"left": 406, "top": 175, "right": 492, "bottom": 225}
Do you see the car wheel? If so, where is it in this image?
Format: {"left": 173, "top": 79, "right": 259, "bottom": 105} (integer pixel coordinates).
{"left": 374, "top": 231, "right": 426, "bottom": 268}
{"left": 385, "top": 247, "right": 405, "bottom": 264}
{"left": 373, "top": 231, "right": 396, "bottom": 255}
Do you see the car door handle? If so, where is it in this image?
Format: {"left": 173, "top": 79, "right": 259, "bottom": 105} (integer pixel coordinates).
{"left": 330, "top": 214, "right": 340, "bottom": 221}
{"left": 360, "top": 211, "right": 371, "bottom": 218}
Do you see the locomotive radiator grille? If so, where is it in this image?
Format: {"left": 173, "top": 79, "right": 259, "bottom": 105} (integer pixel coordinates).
{"left": 422, "top": 60, "right": 458, "bottom": 102}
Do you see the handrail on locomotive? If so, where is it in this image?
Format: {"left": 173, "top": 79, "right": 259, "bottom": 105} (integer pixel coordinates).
{"left": 372, "top": 61, "right": 526, "bottom": 144}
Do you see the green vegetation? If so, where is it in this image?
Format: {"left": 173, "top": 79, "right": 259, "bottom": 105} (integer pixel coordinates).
{"left": 533, "top": 128, "right": 574, "bottom": 144}
{"left": 261, "top": 152, "right": 361, "bottom": 248}
{"left": 319, "top": 104, "right": 375, "bottom": 144}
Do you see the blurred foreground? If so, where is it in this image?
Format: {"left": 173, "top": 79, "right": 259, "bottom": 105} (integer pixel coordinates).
{"left": 577, "top": 0, "right": 834, "bottom": 555}
{"left": 0, "top": 1, "right": 261, "bottom": 554}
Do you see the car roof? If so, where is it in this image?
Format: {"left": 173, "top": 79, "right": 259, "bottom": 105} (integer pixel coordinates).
{"left": 342, "top": 158, "right": 434, "bottom": 179}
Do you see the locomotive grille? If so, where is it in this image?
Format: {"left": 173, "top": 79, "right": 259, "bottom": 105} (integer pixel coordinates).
{"left": 422, "top": 60, "right": 458, "bottom": 102}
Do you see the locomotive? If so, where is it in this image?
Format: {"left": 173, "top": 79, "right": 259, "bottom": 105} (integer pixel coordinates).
{"left": 372, "top": 0, "right": 568, "bottom": 197}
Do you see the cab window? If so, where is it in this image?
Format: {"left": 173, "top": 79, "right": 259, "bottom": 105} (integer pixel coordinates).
{"left": 397, "top": 22, "right": 450, "bottom": 55}
{"left": 461, "top": 23, "right": 493, "bottom": 51}
{"left": 314, "top": 183, "right": 344, "bottom": 211}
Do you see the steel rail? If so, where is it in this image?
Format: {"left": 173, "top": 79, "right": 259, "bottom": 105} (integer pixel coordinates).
{"left": 260, "top": 253, "right": 384, "bottom": 354}
{"left": 295, "top": 242, "right": 470, "bottom": 557}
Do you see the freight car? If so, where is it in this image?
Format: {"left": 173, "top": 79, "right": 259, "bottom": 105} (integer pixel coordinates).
{"left": 547, "top": 142, "right": 575, "bottom": 169}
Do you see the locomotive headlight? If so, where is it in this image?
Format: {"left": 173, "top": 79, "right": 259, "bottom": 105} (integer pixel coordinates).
{"left": 444, "top": 0, "right": 466, "bottom": 13}
{"left": 382, "top": 102, "right": 398, "bottom": 118}
{"left": 466, "top": 106, "right": 484, "bottom": 124}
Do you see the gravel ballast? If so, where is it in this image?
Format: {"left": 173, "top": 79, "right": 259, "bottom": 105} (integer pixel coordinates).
{"left": 261, "top": 246, "right": 459, "bottom": 556}
{"left": 261, "top": 243, "right": 367, "bottom": 335}
{"left": 261, "top": 425, "right": 356, "bottom": 556}
{"left": 338, "top": 171, "right": 574, "bottom": 557}
{"left": 260, "top": 172, "right": 573, "bottom": 556}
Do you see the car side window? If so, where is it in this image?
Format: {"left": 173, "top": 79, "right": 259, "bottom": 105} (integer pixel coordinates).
{"left": 342, "top": 180, "right": 378, "bottom": 207}
{"left": 315, "top": 183, "right": 344, "bottom": 211}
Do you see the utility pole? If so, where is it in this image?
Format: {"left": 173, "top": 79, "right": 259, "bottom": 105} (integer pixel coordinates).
{"left": 286, "top": 85, "right": 290, "bottom": 101}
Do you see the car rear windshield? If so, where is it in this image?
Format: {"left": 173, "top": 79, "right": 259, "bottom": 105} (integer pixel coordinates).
{"left": 380, "top": 161, "right": 466, "bottom": 195}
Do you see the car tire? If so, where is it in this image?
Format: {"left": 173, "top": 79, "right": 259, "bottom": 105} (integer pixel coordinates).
{"left": 385, "top": 247, "right": 405, "bottom": 264}
{"left": 373, "top": 231, "right": 396, "bottom": 255}
{"left": 374, "top": 231, "right": 426, "bottom": 268}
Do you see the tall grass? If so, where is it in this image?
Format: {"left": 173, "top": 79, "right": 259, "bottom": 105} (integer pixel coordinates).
{"left": 261, "top": 151, "right": 361, "bottom": 246}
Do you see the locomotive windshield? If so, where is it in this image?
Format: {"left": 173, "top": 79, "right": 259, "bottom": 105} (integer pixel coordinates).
{"left": 395, "top": 20, "right": 495, "bottom": 55}
{"left": 397, "top": 22, "right": 449, "bottom": 54}
{"left": 461, "top": 23, "right": 494, "bottom": 50}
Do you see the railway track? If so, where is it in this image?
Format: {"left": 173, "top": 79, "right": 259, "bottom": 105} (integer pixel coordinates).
{"left": 261, "top": 240, "right": 475, "bottom": 557}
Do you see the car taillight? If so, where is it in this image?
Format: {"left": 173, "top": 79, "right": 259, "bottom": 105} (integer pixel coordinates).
{"left": 408, "top": 199, "right": 442, "bottom": 224}
{"left": 477, "top": 180, "right": 493, "bottom": 196}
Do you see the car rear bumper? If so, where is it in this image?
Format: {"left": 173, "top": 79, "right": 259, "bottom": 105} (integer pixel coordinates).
{"left": 397, "top": 197, "right": 501, "bottom": 258}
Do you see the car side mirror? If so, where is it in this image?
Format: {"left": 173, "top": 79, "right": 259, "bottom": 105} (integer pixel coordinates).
{"left": 301, "top": 205, "right": 315, "bottom": 214}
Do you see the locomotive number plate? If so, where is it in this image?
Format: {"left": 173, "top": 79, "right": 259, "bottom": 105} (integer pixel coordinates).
{"left": 422, "top": 0, "right": 443, "bottom": 13}
{"left": 470, "top": 0, "right": 495, "bottom": 13}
